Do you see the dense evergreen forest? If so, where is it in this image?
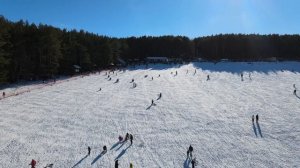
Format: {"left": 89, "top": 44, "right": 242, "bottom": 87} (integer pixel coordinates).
{"left": 0, "top": 16, "right": 300, "bottom": 84}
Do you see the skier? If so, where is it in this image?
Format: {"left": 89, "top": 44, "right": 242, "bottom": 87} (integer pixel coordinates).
{"left": 130, "top": 134, "right": 133, "bottom": 145}
{"left": 152, "top": 77, "right": 153, "bottom": 80}
{"left": 176, "top": 71, "right": 178, "bottom": 76}
{"left": 194, "top": 69, "right": 196, "bottom": 75}
{"left": 256, "top": 114, "right": 259, "bottom": 122}
{"left": 252, "top": 115, "right": 254, "bottom": 123}
{"left": 97, "top": 88, "right": 101, "bottom": 92}
{"left": 294, "top": 89, "right": 297, "bottom": 95}
{"left": 115, "top": 79, "right": 119, "bottom": 83}
{"left": 249, "top": 73, "right": 252, "bottom": 80}
{"left": 207, "top": 75, "right": 210, "bottom": 81}
{"left": 151, "top": 99, "right": 154, "bottom": 105}
{"left": 158, "top": 74, "right": 160, "bottom": 77}
{"left": 2, "top": 92, "right": 5, "bottom": 97}
{"left": 130, "top": 163, "right": 133, "bottom": 168}
{"left": 189, "top": 145, "right": 193, "bottom": 158}
{"left": 108, "top": 77, "right": 112, "bottom": 81}
{"left": 88, "top": 146, "right": 91, "bottom": 155}
{"left": 115, "top": 160, "right": 119, "bottom": 168}
{"left": 131, "top": 79, "right": 134, "bottom": 83}
{"left": 29, "top": 159, "right": 37, "bottom": 168}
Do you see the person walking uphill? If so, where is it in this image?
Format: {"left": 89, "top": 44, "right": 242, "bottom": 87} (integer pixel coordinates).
{"left": 256, "top": 114, "right": 259, "bottom": 122}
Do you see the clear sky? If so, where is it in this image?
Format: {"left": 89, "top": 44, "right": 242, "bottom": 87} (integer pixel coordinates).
{"left": 0, "top": 0, "right": 299, "bottom": 38}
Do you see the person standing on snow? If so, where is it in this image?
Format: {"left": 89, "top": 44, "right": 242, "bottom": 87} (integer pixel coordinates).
{"left": 29, "top": 159, "right": 37, "bottom": 168}
{"left": 125, "top": 133, "right": 129, "bottom": 141}
{"left": 130, "top": 162, "right": 133, "bottom": 168}
{"left": 256, "top": 114, "right": 259, "bottom": 122}
{"left": 118, "top": 135, "right": 123, "bottom": 142}
{"left": 241, "top": 73, "right": 244, "bottom": 81}
{"left": 189, "top": 145, "right": 194, "bottom": 158}
{"left": 115, "top": 160, "right": 119, "bottom": 168}
{"left": 88, "top": 146, "right": 91, "bottom": 155}
{"left": 130, "top": 134, "right": 133, "bottom": 145}
{"left": 207, "top": 75, "right": 210, "bottom": 81}
{"left": 103, "top": 145, "right": 107, "bottom": 152}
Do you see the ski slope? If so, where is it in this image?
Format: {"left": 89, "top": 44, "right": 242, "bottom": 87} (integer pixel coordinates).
{"left": 0, "top": 62, "right": 300, "bottom": 168}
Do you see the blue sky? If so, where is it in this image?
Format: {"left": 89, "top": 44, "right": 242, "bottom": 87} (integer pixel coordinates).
{"left": 0, "top": 0, "right": 299, "bottom": 38}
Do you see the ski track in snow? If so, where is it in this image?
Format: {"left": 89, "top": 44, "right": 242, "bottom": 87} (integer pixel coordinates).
{"left": 0, "top": 62, "right": 300, "bottom": 168}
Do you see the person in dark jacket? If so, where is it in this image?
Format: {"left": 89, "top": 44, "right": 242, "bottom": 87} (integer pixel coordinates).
{"left": 189, "top": 145, "right": 193, "bottom": 158}
{"left": 103, "top": 145, "right": 107, "bottom": 152}
{"left": 256, "top": 114, "right": 259, "bottom": 122}
{"left": 115, "top": 160, "right": 119, "bottom": 168}
{"left": 88, "top": 146, "right": 91, "bottom": 155}
{"left": 130, "top": 134, "right": 133, "bottom": 145}
{"left": 125, "top": 133, "right": 129, "bottom": 141}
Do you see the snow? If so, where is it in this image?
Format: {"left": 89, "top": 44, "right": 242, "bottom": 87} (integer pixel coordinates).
{"left": 0, "top": 62, "right": 300, "bottom": 168}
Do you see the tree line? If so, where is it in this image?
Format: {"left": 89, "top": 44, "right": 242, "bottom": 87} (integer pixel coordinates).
{"left": 0, "top": 15, "right": 300, "bottom": 84}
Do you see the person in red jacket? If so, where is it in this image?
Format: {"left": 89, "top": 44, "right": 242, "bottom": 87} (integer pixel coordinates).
{"left": 29, "top": 159, "right": 36, "bottom": 168}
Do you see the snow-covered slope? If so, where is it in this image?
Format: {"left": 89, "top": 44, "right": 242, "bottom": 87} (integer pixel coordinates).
{"left": 0, "top": 62, "right": 300, "bottom": 168}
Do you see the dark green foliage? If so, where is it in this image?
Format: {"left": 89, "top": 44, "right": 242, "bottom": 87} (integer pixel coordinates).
{"left": 194, "top": 34, "right": 300, "bottom": 61}
{"left": 0, "top": 15, "right": 300, "bottom": 84}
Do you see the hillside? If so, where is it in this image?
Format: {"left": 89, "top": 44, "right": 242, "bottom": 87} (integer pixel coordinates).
{"left": 0, "top": 62, "right": 300, "bottom": 168}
